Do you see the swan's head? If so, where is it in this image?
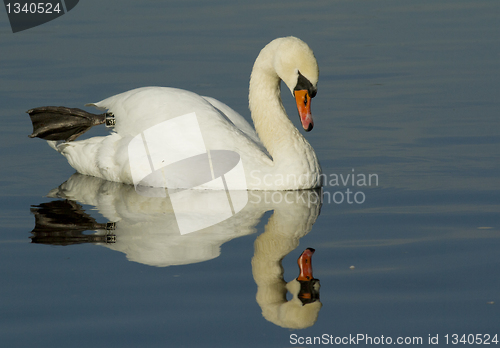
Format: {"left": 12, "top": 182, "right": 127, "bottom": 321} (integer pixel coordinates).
{"left": 294, "top": 248, "right": 320, "bottom": 304}
{"left": 273, "top": 37, "right": 319, "bottom": 132}
{"left": 280, "top": 248, "right": 322, "bottom": 329}
{"left": 253, "top": 244, "right": 322, "bottom": 329}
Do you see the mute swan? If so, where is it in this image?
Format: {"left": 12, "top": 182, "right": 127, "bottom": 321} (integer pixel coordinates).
{"left": 28, "top": 37, "right": 321, "bottom": 190}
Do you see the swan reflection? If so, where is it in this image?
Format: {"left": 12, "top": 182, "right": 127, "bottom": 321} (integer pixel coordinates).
{"left": 30, "top": 174, "right": 322, "bottom": 328}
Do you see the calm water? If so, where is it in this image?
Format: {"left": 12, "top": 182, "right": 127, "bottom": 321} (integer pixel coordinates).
{"left": 1, "top": 1, "right": 499, "bottom": 347}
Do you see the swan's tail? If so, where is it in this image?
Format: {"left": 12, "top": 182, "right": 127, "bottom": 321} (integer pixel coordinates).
{"left": 27, "top": 106, "right": 111, "bottom": 142}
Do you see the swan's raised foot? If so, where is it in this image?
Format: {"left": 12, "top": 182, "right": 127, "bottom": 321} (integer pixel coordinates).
{"left": 27, "top": 106, "right": 109, "bottom": 142}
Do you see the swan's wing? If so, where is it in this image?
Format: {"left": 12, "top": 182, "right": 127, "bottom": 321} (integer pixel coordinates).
{"left": 87, "top": 87, "right": 216, "bottom": 136}
{"left": 201, "top": 96, "right": 261, "bottom": 145}
{"left": 86, "top": 87, "right": 273, "bottom": 171}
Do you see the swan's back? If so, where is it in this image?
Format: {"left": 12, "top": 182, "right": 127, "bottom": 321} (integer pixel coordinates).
{"left": 53, "top": 87, "right": 272, "bottom": 186}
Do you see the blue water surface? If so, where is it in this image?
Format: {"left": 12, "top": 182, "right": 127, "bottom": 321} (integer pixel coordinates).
{"left": 0, "top": 1, "right": 499, "bottom": 347}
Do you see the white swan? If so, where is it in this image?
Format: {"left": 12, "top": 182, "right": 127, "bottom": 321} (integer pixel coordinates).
{"left": 29, "top": 37, "right": 321, "bottom": 190}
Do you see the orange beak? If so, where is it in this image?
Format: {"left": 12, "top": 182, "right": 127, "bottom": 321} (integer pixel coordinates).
{"left": 294, "top": 90, "right": 314, "bottom": 132}
{"left": 297, "top": 248, "right": 315, "bottom": 281}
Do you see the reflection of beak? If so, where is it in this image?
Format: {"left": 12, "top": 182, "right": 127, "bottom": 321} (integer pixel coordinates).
{"left": 297, "top": 247, "right": 315, "bottom": 281}
{"left": 294, "top": 90, "right": 314, "bottom": 132}
{"left": 296, "top": 248, "right": 320, "bottom": 305}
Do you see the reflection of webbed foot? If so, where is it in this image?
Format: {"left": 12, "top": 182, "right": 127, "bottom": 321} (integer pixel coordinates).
{"left": 30, "top": 200, "right": 116, "bottom": 246}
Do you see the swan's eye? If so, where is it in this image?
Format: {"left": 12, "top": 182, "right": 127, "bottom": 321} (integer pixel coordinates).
{"left": 295, "top": 71, "right": 316, "bottom": 99}
{"left": 309, "top": 88, "right": 317, "bottom": 98}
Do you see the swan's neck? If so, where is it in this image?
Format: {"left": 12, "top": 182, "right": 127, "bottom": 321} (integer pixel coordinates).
{"left": 249, "top": 44, "right": 320, "bottom": 186}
